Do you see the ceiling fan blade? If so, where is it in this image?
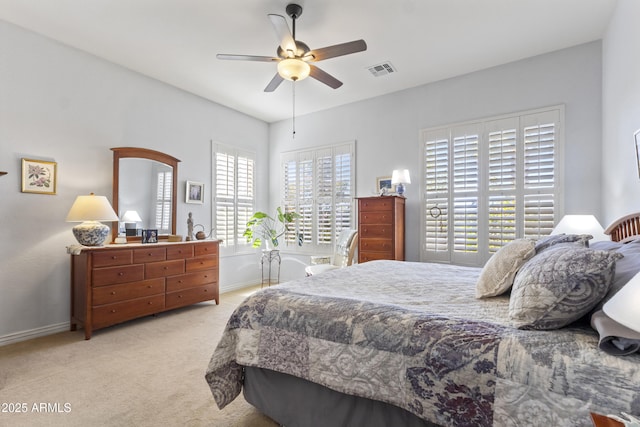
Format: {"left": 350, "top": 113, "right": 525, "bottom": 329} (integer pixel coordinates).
{"left": 264, "top": 73, "right": 285, "bottom": 92}
{"left": 309, "top": 65, "right": 343, "bottom": 89}
{"left": 216, "top": 54, "right": 279, "bottom": 62}
{"left": 268, "top": 14, "right": 297, "bottom": 57}
{"left": 308, "top": 39, "right": 367, "bottom": 62}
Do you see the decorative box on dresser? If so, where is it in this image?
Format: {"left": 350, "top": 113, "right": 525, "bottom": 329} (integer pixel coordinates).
{"left": 357, "top": 196, "right": 405, "bottom": 263}
{"left": 70, "top": 240, "right": 219, "bottom": 339}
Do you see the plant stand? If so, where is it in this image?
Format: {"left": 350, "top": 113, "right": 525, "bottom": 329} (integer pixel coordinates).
{"left": 261, "top": 249, "right": 281, "bottom": 288}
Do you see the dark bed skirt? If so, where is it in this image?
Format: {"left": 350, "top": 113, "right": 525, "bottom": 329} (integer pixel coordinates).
{"left": 243, "top": 366, "right": 439, "bottom": 427}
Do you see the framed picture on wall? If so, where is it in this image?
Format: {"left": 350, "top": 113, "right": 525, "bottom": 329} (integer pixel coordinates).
{"left": 376, "top": 176, "right": 396, "bottom": 195}
{"left": 186, "top": 180, "right": 204, "bottom": 204}
{"left": 635, "top": 129, "right": 640, "bottom": 179}
{"left": 21, "top": 158, "right": 57, "bottom": 195}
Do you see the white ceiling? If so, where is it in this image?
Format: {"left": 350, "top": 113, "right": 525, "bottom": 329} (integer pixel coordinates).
{"left": 0, "top": 0, "right": 617, "bottom": 123}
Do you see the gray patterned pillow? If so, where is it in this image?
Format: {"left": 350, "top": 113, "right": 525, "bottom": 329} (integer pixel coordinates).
{"left": 476, "top": 238, "right": 536, "bottom": 298}
{"left": 509, "top": 245, "right": 623, "bottom": 330}
{"left": 534, "top": 233, "right": 592, "bottom": 253}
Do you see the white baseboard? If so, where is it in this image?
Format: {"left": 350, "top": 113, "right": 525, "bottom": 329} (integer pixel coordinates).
{"left": 220, "top": 281, "right": 260, "bottom": 294}
{"left": 0, "top": 322, "right": 70, "bottom": 347}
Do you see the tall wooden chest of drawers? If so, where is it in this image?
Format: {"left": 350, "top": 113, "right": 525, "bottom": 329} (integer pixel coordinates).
{"left": 70, "top": 240, "right": 219, "bottom": 339}
{"left": 357, "top": 196, "right": 405, "bottom": 263}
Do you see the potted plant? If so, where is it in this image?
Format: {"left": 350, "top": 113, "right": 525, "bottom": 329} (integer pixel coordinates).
{"left": 244, "top": 207, "right": 300, "bottom": 249}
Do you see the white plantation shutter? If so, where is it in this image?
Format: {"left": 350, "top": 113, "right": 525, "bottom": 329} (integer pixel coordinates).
{"left": 281, "top": 141, "right": 355, "bottom": 252}
{"left": 213, "top": 144, "right": 255, "bottom": 253}
{"left": 155, "top": 170, "right": 172, "bottom": 233}
{"left": 421, "top": 106, "right": 563, "bottom": 266}
{"left": 424, "top": 130, "right": 450, "bottom": 261}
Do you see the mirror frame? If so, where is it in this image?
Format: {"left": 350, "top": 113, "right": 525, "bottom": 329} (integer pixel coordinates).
{"left": 111, "top": 147, "right": 181, "bottom": 243}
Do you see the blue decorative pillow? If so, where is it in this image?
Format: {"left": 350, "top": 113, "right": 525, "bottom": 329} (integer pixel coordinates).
{"left": 534, "top": 234, "right": 591, "bottom": 253}
{"left": 509, "top": 245, "right": 623, "bottom": 330}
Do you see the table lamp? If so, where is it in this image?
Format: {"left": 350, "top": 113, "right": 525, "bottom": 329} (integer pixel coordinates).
{"left": 66, "top": 193, "right": 119, "bottom": 246}
{"left": 551, "top": 214, "right": 609, "bottom": 242}
{"left": 392, "top": 169, "right": 411, "bottom": 196}
{"left": 121, "top": 210, "right": 142, "bottom": 236}
{"left": 603, "top": 271, "right": 640, "bottom": 333}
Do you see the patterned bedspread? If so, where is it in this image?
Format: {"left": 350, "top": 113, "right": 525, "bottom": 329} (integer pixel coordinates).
{"left": 205, "top": 260, "right": 640, "bottom": 426}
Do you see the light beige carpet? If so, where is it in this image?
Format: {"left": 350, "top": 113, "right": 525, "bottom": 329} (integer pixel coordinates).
{"left": 0, "top": 286, "right": 279, "bottom": 427}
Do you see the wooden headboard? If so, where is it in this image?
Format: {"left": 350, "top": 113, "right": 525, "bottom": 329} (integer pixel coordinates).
{"left": 604, "top": 212, "right": 640, "bottom": 243}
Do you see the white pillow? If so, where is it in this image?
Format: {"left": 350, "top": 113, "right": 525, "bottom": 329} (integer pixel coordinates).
{"left": 476, "top": 238, "right": 536, "bottom": 298}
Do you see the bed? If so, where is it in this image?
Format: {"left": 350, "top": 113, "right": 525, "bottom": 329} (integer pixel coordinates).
{"left": 205, "top": 216, "right": 640, "bottom": 426}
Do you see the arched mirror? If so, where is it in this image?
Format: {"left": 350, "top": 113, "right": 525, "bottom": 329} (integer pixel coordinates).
{"left": 111, "top": 147, "right": 180, "bottom": 243}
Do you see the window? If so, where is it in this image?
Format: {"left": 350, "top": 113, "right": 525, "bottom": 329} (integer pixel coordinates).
{"left": 154, "top": 169, "right": 172, "bottom": 233}
{"left": 421, "top": 106, "right": 563, "bottom": 266}
{"left": 281, "top": 141, "right": 355, "bottom": 252}
{"left": 213, "top": 143, "right": 255, "bottom": 253}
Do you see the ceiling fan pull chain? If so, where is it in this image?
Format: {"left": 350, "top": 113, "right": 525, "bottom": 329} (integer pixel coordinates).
{"left": 292, "top": 80, "right": 296, "bottom": 139}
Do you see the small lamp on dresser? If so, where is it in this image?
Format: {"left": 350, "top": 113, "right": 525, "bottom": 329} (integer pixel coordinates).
{"left": 66, "top": 193, "right": 119, "bottom": 246}
{"left": 121, "top": 210, "right": 142, "bottom": 236}
{"left": 391, "top": 169, "right": 411, "bottom": 197}
{"left": 551, "top": 214, "right": 609, "bottom": 242}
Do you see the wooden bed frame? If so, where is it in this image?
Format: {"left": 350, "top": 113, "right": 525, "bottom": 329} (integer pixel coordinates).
{"left": 604, "top": 212, "right": 640, "bottom": 243}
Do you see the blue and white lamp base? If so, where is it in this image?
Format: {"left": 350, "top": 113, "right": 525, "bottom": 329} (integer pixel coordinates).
{"left": 72, "top": 221, "right": 111, "bottom": 246}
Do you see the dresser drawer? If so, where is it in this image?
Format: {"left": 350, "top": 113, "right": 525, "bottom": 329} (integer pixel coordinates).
{"left": 166, "top": 270, "right": 217, "bottom": 292}
{"left": 133, "top": 247, "right": 167, "bottom": 264}
{"left": 186, "top": 256, "right": 218, "bottom": 272}
{"left": 92, "top": 264, "right": 144, "bottom": 287}
{"left": 359, "top": 238, "right": 393, "bottom": 252}
{"left": 92, "top": 250, "right": 133, "bottom": 268}
{"left": 359, "top": 251, "right": 393, "bottom": 263}
{"left": 359, "top": 212, "right": 394, "bottom": 224}
{"left": 167, "top": 244, "right": 194, "bottom": 260}
{"left": 165, "top": 283, "right": 216, "bottom": 310}
{"left": 359, "top": 197, "right": 396, "bottom": 212}
{"left": 194, "top": 242, "right": 218, "bottom": 257}
{"left": 145, "top": 259, "right": 185, "bottom": 279}
{"left": 359, "top": 225, "right": 394, "bottom": 238}
{"left": 92, "top": 278, "right": 165, "bottom": 306}
{"left": 92, "top": 294, "right": 165, "bottom": 329}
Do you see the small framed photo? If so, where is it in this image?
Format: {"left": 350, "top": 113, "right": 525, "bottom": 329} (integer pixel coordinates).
{"left": 376, "top": 176, "right": 396, "bottom": 196}
{"left": 635, "top": 129, "right": 640, "bottom": 179}
{"left": 142, "top": 229, "right": 158, "bottom": 244}
{"left": 186, "top": 181, "right": 204, "bottom": 204}
{"left": 21, "top": 158, "right": 57, "bottom": 195}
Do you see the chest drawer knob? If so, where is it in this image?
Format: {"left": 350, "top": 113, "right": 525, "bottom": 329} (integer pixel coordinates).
{"left": 163, "top": 266, "right": 168, "bottom": 270}
{"left": 110, "top": 309, "right": 117, "bottom": 313}
{"left": 111, "top": 291, "right": 116, "bottom": 295}
{"left": 148, "top": 301, "right": 153, "bottom": 305}
{"left": 111, "top": 256, "right": 117, "bottom": 260}
{"left": 118, "top": 272, "right": 124, "bottom": 276}
{"left": 147, "top": 285, "right": 153, "bottom": 289}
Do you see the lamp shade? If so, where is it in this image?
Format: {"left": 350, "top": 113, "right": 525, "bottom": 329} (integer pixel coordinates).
{"left": 277, "top": 58, "right": 311, "bottom": 81}
{"left": 391, "top": 169, "right": 411, "bottom": 185}
{"left": 121, "top": 210, "right": 142, "bottom": 222}
{"left": 603, "top": 271, "right": 640, "bottom": 333}
{"left": 66, "top": 193, "right": 118, "bottom": 246}
{"left": 551, "top": 214, "right": 608, "bottom": 242}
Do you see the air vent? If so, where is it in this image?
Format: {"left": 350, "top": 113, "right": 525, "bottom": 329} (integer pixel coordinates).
{"left": 367, "top": 62, "right": 397, "bottom": 77}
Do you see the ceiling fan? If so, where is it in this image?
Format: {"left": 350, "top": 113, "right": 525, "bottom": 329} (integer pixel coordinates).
{"left": 216, "top": 3, "right": 367, "bottom": 92}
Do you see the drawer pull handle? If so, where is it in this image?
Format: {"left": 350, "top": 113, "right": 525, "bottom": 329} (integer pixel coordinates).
{"left": 110, "top": 309, "right": 116, "bottom": 313}
{"left": 178, "top": 280, "right": 183, "bottom": 283}
{"left": 163, "top": 266, "right": 168, "bottom": 270}
{"left": 148, "top": 301, "right": 153, "bottom": 305}
{"left": 200, "top": 262, "right": 204, "bottom": 265}
{"left": 204, "top": 289, "right": 208, "bottom": 292}
{"left": 111, "top": 256, "right": 117, "bottom": 260}
{"left": 111, "top": 291, "right": 116, "bottom": 295}
{"left": 148, "top": 253, "right": 153, "bottom": 256}
{"left": 147, "top": 285, "right": 153, "bottom": 288}
{"left": 204, "top": 275, "right": 208, "bottom": 279}
{"left": 118, "top": 272, "right": 124, "bottom": 276}
{"left": 178, "top": 295, "right": 183, "bottom": 298}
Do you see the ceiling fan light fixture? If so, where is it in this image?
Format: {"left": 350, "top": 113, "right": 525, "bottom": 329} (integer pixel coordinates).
{"left": 277, "top": 58, "right": 310, "bottom": 81}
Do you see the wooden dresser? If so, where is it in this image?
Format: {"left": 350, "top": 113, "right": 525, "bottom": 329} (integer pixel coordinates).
{"left": 357, "top": 196, "right": 405, "bottom": 263}
{"left": 70, "top": 240, "right": 219, "bottom": 339}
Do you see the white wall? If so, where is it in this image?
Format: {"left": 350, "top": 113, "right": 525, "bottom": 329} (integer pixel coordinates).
{"left": 0, "top": 20, "right": 269, "bottom": 343}
{"left": 270, "top": 41, "right": 604, "bottom": 278}
{"left": 602, "top": 0, "right": 640, "bottom": 223}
